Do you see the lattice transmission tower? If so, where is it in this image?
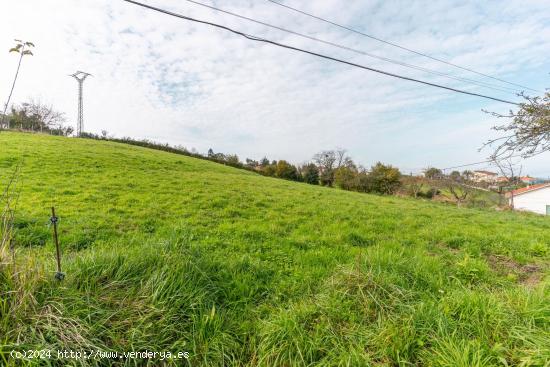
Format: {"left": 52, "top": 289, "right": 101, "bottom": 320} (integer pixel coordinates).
{"left": 70, "top": 71, "right": 92, "bottom": 137}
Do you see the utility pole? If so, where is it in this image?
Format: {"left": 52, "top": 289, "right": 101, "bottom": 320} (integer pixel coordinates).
{"left": 70, "top": 71, "right": 92, "bottom": 137}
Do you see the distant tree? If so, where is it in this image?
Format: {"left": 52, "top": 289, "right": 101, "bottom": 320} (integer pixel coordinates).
{"left": 366, "top": 163, "right": 402, "bottom": 195}
{"left": 335, "top": 148, "right": 354, "bottom": 168}
{"left": 174, "top": 144, "right": 188, "bottom": 153}
{"left": 462, "top": 170, "right": 473, "bottom": 181}
{"left": 262, "top": 164, "right": 276, "bottom": 177}
{"left": 313, "top": 149, "right": 354, "bottom": 187}
{"left": 334, "top": 166, "right": 357, "bottom": 190}
{"left": 448, "top": 184, "right": 472, "bottom": 207}
{"left": 259, "top": 157, "right": 270, "bottom": 167}
{"left": 2, "top": 39, "right": 34, "bottom": 129}
{"left": 21, "top": 98, "right": 66, "bottom": 132}
{"left": 212, "top": 152, "right": 226, "bottom": 161}
{"left": 55, "top": 125, "right": 74, "bottom": 136}
{"left": 245, "top": 158, "right": 259, "bottom": 168}
{"left": 207, "top": 148, "right": 214, "bottom": 157}
{"left": 313, "top": 150, "right": 336, "bottom": 186}
{"left": 225, "top": 154, "right": 240, "bottom": 165}
{"left": 491, "top": 157, "right": 523, "bottom": 208}
{"left": 7, "top": 102, "right": 71, "bottom": 135}
{"left": 443, "top": 174, "right": 474, "bottom": 207}
{"left": 300, "top": 163, "right": 319, "bottom": 185}
{"left": 275, "top": 160, "right": 299, "bottom": 181}
{"left": 9, "top": 106, "right": 38, "bottom": 130}
{"left": 424, "top": 167, "right": 443, "bottom": 180}
{"left": 319, "top": 170, "right": 333, "bottom": 187}
{"left": 354, "top": 171, "right": 371, "bottom": 193}
{"left": 401, "top": 175, "right": 425, "bottom": 198}
{"left": 449, "top": 170, "right": 461, "bottom": 181}
{"left": 483, "top": 91, "right": 549, "bottom": 159}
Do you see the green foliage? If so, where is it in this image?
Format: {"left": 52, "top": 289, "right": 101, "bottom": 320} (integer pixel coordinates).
{"left": 261, "top": 163, "right": 276, "bottom": 177}
{"left": 455, "top": 255, "right": 490, "bottom": 284}
{"left": 300, "top": 163, "right": 319, "bottom": 185}
{"left": 319, "top": 168, "right": 334, "bottom": 187}
{"left": 450, "top": 170, "right": 462, "bottom": 181}
{"left": 275, "top": 160, "right": 299, "bottom": 181}
{"left": 224, "top": 154, "right": 239, "bottom": 165}
{"left": 425, "top": 167, "right": 443, "bottom": 179}
{"left": 8, "top": 40, "right": 34, "bottom": 55}
{"left": 333, "top": 166, "right": 357, "bottom": 190}
{"left": 365, "top": 162, "right": 402, "bottom": 194}
{"left": 0, "top": 132, "right": 548, "bottom": 366}
{"left": 529, "top": 242, "right": 549, "bottom": 257}
{"left": 6, "top": 104, "right": 71, "bottom": 135}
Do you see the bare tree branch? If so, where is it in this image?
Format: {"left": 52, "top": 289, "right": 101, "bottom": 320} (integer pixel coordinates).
{"left": 482, "top": 91, "right": 550, "bottom": 159}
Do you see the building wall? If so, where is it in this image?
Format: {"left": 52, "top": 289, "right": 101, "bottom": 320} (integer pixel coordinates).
{"left": 473, "top": 172, "right": 497, "bottom": 183}
{"left": 511, "top": 188, "right": 550, "bottom": 215}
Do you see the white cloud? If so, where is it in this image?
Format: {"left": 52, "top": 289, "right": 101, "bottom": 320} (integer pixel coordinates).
{"left": 0, "top": 0, "right": 548, "bottom": 176}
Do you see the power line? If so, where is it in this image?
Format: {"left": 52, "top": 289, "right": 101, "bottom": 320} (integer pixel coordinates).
{"left": 439, "top": 152, "right": 542, "bottom": 171}
{"left": 180, "top": 0, "right": 518, "bottom": 95}
{"left": 122, "top": 0, "right": 520, "bottom": 106}
{"left": 441, "top": 159, "right": 500, "bottom": 171}
{"left": 266, "top": 0, "right": 540, "bottom": 93}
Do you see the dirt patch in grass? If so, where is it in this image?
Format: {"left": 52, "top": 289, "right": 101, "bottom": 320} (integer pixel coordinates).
{"left": 487, "top": 255, "right": 543, "bottom": 287}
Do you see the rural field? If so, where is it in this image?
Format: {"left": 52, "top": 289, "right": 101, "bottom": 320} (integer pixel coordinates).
{"left": 1, "top": 132, "right": 549, "bottom": 366}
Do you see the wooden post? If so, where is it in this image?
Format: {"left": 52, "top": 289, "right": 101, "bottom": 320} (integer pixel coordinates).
{"left": 51, "top": 207, "right": 64, "bottom": 280}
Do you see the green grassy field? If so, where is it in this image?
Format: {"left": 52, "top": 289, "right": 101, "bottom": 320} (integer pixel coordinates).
{"left": 1, "top": 132, "right": 549, "bottom": 366}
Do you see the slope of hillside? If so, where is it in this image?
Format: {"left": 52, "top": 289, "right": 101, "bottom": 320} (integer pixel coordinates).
{"left": 1, "top": 132, "right": 549, "bottom": 366}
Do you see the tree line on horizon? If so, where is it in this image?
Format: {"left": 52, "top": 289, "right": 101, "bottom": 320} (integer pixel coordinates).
{"left": 80, "top": 133, "right": 404, "bottom": 196}
{"left": 1, "top": 101, "right": 534, "bottom": 208}
{"left": 2, "top": 36, "right": 548, "bottom": 189}
{"left": 240, "top": 149, "right": 402, "bottom": 195}
{"left": 2, "top": 87, "right": 547, "bottom": 206}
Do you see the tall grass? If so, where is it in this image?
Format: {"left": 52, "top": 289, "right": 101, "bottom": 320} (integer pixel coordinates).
{"left": 0, "top": 132, "right": 548, "bottom": 366}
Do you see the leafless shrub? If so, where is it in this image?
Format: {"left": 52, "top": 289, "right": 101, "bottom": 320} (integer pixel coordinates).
{"left": 491, "top": 157, "right": 523, "bottom": 208}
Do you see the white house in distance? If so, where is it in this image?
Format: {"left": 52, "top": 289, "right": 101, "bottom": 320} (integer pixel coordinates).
{"left": 507, "top": 183, "right": 550, "bottom": 215}
{"left": 473, "top": 170, "right": 498, "bottom": 183}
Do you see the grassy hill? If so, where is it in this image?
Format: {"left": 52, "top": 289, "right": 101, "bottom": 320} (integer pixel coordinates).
{"left": 0, "top": 132, "right": 549, "bottom": 366}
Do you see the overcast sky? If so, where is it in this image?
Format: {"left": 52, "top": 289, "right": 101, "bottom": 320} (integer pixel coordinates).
{"left": 1, "top": 0, "right": 549, "bottom": 176}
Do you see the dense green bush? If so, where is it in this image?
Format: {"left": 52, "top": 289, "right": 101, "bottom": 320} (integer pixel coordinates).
{"left": 300, "top": 163, "right": 319, "bottom": 185}
{"left": 275, "top": 160, "right": 300, "bottom": 181}
{"left": 364, "top": 162, "right": 402, "bottom": 195}
{"left": 334, "top": 166, "right": 357, "bottom": 190}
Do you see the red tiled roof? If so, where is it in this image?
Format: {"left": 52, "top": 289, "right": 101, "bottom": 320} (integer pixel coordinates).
{"left": 506, "top": 183, "right": 550, "bottom": 197}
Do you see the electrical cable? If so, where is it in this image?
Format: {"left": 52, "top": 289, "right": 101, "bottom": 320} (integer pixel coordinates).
{"left": 265, "top": 0, "right": 540, "bottom": 93}
{"left": 121, "top": 0, "right": 521, "bottom": 106}
{"left": 181, "top": 0, "right": 520, "bottom": 94}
